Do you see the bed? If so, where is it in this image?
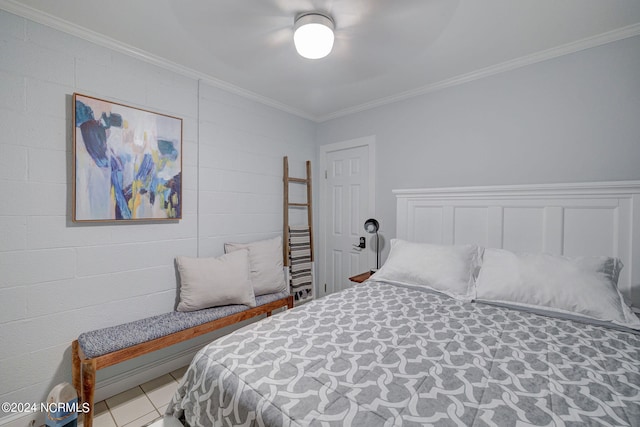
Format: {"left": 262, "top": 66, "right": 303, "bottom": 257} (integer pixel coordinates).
{"left": 167, "top": 181, "right": 640, "bottom": 426}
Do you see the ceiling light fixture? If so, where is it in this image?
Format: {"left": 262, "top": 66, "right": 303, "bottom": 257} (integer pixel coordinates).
{"left": 293, "top": 12, "right": 335, "bottom": 59}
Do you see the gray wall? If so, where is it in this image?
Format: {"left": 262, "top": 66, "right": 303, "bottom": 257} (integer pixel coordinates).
{"left": 317, "top": 35, "right": 640, "bottom": 259}
{"left": 0, "top": 9, "right": 315, "bottom": 425}
{"left": 2, "top": 6, "right": 640, "bottom": 425}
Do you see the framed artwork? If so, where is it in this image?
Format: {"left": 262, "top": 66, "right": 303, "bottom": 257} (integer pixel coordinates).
{"left": 73, "top": 93, "right": 183, "bottom": 222}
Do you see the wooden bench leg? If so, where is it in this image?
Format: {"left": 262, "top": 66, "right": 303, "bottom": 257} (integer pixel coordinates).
{"left": 72, "top": 341, "right": 82, "bottom": 402}
{"left": 82, "top": 359, "right": 96, "bottom": 427}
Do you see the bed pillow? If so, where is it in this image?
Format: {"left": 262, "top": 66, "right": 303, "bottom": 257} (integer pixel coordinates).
{"left": 224, "top": 237, "right": 288, "bottom": 296}
{"left": 175, "top": 250, "right": 256, "bottom": 312}
{"left": 371, "top": 239, "right": 481, "bottom": 301}
{"left": 476, "top": 248, "right": 640, "bottom": 329}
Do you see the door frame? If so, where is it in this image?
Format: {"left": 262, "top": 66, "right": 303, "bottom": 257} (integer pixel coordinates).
{"left": 318, "top": 135, "right": 376, "bottom": 297}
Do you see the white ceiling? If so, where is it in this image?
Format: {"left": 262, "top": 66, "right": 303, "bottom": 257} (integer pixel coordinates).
{"left": 4, "top": 0, "right": 640, "bottom": 121}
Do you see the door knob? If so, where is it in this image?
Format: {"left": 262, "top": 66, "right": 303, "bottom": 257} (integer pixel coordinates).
{"left": 353, "top": 236, "right": 366, "bottom": 249}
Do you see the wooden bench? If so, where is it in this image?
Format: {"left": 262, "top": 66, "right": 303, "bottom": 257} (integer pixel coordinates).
{"left": 72, "top": 293, "right": 293, "bottom": 427}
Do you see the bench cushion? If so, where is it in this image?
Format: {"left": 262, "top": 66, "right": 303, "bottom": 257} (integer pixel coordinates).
{"left": 77, "top": 291, "right": 290, "bottom": 359}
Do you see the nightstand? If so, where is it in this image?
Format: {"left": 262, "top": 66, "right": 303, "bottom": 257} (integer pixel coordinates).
{"left": 349, "top": 271, "right": 373, "bottom": 283}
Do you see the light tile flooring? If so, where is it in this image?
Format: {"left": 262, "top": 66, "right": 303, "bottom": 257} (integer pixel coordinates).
{"left": 80, "top": 366, "right": 188, "bottom": 427}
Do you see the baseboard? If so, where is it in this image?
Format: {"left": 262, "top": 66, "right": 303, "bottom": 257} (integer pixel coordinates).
{"left": 0, "top": 344, "right": 203, "bottom": 427}
{"left": 93, "top": 343, "right": 202, "bottom": 403}
{"left": 0, "top": 412, "right": 37, "bottom": 427}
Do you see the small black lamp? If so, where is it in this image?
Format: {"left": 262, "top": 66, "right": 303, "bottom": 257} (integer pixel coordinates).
{"left": 364, "top": 218, "right": 380, "bottom": 271}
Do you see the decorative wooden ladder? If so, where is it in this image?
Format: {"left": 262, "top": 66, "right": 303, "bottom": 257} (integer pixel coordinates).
{"left": 283, "top": 156, "right": 314, "bottom": 303}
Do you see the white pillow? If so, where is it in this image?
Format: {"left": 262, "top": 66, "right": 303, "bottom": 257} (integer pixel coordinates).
{"left": 224, "top": 237, "right": 288, "bottom": 296}
{"left": 175, "top": 250, "right": 256, "bottom": 312}
{"left": 476, "top": 248, "right": 640, "bottom": 329}
{"left": 371, "top": 239, "right": 481, "bottom": 301}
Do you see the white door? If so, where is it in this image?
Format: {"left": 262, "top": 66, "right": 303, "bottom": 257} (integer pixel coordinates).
{"left": 319, "top": 137, "right": 375, "bottom": 296}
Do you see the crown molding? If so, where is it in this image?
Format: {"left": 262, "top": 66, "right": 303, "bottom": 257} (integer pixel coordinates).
{"left": 0, "top": 0, "right": 316, "bottom": 121}
{"left": 1, "top": 0, "right": 639, "bottom": 124}
{"left": 319, "top": 22, "right": 640, "bottom": 122}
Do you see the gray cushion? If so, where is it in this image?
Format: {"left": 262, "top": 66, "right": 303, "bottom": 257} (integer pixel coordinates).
{"left": 175, "top": 251, "right": 256, "bottom": 311}
{"left": 77, "top": 291, "right": 290, "bottom": 359}
{"left": 224, "top": 237, "right": 288, "bottom": 296}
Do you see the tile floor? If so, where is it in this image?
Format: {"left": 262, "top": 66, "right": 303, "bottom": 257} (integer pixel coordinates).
{"left": 80, "top": 366, "right": 188, "bottom": 427}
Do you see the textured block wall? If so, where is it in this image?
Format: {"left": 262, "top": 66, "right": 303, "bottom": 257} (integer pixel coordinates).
{"left": 0, "top": 9, "right": 316, "bottom": 426}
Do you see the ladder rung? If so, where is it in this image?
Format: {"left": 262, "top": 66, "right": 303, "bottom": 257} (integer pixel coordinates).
{"left": 283, "top": 156, "right": 314, "bottom": 271}
{"left": 287, "top": 177, "right": 308, "bottom": 184}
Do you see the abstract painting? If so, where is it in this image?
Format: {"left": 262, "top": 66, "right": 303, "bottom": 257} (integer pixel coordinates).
{"left": 73, "top": 93, "right": 182, "bottom": 222}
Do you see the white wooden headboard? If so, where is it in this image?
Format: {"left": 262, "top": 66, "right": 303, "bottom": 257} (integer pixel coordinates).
{"left": 394, "top": 181, "right": 640, "bottom": 306}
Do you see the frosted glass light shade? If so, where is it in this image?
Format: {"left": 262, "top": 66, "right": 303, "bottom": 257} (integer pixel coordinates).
{"left": 293, "top": 13, "right": 335, "bottom": 59}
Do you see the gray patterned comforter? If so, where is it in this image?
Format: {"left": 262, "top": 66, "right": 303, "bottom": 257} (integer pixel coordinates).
{"left": 167, "top": 281, "right": 640, "bottom": 426}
